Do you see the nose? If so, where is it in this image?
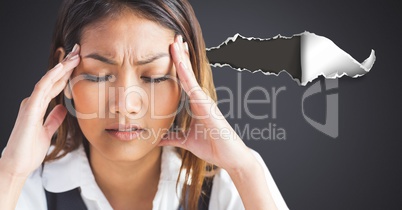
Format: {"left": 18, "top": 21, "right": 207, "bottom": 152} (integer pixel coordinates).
{"left": 108, "top": 77, "right": 146, "bottom": 118}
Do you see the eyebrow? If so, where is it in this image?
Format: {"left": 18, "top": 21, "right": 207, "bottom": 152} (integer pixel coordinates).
{"left": 83, "top": 52, "right": 169, "bottom": 66}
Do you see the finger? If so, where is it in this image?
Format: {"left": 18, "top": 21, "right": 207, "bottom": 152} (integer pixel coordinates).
{"left": 171, "top": 37, "right": 216, "bottom": 120}
{"left": 172, "top": 35, "right": 192, "bottom": 73}
{"left": 43, "top": 44, "right": 80, "bottom": 90}
{"left": 184, "top": 42, "right": 189, "bottom": 54}
{"left": 171, "top": 39, "right": 200, "bottom": 94}
{"left": 178, "top": 36, "right": 192, "bottom": 71}
{"left": 176, "top": 54, "right": 214, "bottom": 115}
{"left": 48, "top": 71, "right": 71, "bottom": 99}
{"left": 171, "top": 36, "right": 183, "bottom": 68}
{"left": 43, "top": 104, "right": 67, "bottom": 139}
{"left": 40, "top": 44, "right": 81, "bottom": 98}
{"left": 177, "top": 35, "right": 184, "bottom": 57}
{"left": 19, "top": 97, "right": 29, "bottom": 111}
{"left": 30, "top": 44, "right": 80, "bottom": 108}
{"left": 175, "top": 35, "right": 193, "bottom": 78}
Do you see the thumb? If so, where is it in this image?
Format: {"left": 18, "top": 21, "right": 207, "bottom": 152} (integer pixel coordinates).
{"left": 158, "top": 131, "right": 189, "bottom": 149}
{"left": 43, "top": 104, "right": 67, "bottom": 139}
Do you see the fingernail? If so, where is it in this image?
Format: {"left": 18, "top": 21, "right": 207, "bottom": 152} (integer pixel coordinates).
{"left": 177, "top": 36, "right": 183, "bottom": 52}
{"left": 71, "top": 44, "right": 79, "bottom": 54}
{"left": 178, "top": 35, "right": 183, "bottom": 43}
{"left": 179, "top": 61, "right": 187, "bottom": 70}
{"left": 63, "top": 44, "right": 79, "bottom": 62}
{"left": 62, "top": 52, "right": 72, "bottom": 62}
{"left": 184, "top": 42, "right": 189, "bottom": 53}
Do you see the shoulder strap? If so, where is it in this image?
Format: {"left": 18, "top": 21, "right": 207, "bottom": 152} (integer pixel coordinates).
{"left": 179, "top": 177, "right": 214, "bottom": 210}
{"left": 45, "top": 188, "right": 88, "bottom": 210}
{"left": 198, "top": 177, "right": 213, "bottom": 210}
{"left": 45, "top": 178, "right": 214, "bottom": 210}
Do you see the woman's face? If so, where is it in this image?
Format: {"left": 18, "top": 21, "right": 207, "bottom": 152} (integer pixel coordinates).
{"left": 70, "top": 11, "right": 181, "bottom": 161}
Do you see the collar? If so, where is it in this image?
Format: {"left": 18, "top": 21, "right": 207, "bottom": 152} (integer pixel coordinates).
{"left": 42, "top": 144, "right": 184, "bottom": 208}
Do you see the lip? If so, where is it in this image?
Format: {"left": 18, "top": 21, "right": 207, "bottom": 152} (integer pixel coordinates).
{"left": 105, "top": 124, "right": 145, "bottom": 141}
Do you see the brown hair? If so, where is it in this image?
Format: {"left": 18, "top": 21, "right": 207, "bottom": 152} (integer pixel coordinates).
{"left": 44, "top": 0, "right": 217, "bottom": 209}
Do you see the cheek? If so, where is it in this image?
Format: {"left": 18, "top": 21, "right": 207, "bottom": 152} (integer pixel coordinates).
{"left": 72, "top": 82, "right": 101, "bottom": 115}
{"left": 144, "top": 81, "right": 180, "bottom": 141}
{"left": 150, "top": 80, "right": 181, "bottom": 117}
{"left": 71, "top": 82, "right": 104, "bottom": 141}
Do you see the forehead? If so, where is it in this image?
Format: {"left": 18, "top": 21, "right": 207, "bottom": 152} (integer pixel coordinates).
{"left": 79, "top": 12, "right": 175, "bottom": 61}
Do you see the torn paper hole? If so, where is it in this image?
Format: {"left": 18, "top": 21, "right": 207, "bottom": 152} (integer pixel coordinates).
{"left": 206, "top": 32, "right": 376, "bottom": 86}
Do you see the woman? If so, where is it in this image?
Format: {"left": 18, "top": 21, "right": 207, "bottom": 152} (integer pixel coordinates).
{"left": 0, "top": 0, "right": 288, "bottom": 209}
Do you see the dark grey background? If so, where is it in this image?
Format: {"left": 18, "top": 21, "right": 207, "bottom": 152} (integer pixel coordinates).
{"left": 1, "top": 0, "right": 401, "bottom": 209}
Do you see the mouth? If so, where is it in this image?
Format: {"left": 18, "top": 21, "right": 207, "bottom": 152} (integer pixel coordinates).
{"left": 105, "top": 124, "right": 145, "bottom": 141}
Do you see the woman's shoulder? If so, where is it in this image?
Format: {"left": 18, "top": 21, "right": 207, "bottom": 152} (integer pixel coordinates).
{"left": 15, "top": 146, "right": 289, "bottom": 210}
{"left": 15, "top": 144, "right": 90, "bottom": 210}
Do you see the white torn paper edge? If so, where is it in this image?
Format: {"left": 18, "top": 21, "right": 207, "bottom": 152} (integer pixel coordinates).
{"left": 207, "top": 32, "right": 376, "bottom": 86}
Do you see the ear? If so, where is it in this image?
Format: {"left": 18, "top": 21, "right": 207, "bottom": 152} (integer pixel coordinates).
{"left": 55, "top": 47, "right": 66, "bottom": 63}
{"left": 55, "top": 47, "right": 73, "bottom": 99}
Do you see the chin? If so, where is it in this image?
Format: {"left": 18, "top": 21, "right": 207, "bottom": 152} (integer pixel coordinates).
{"left": 89, "top": 136, "right": 161, "bottom": 162}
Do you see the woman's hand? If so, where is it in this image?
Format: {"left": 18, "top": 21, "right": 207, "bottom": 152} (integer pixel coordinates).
{"left": 0, "top": 45, "right": 81, "bottom": 210}
{"left": 159, "top": 36, "right": 278, "bottom": 210}
{"left": 159, "top": 35, "right": 252, "bottom": 171}
{"left": 0, "top": 44, "right": 80, "bottom": 178}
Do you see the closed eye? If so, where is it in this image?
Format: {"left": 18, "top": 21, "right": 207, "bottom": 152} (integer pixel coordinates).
{"left": 83, "top": 74, "right": 113, "bottom": 82}
{"left": 82, "top": 74, "right": 169, "bottom": 83}
{"left": 141, "top": 76, "right": 169, "bottom": 83}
